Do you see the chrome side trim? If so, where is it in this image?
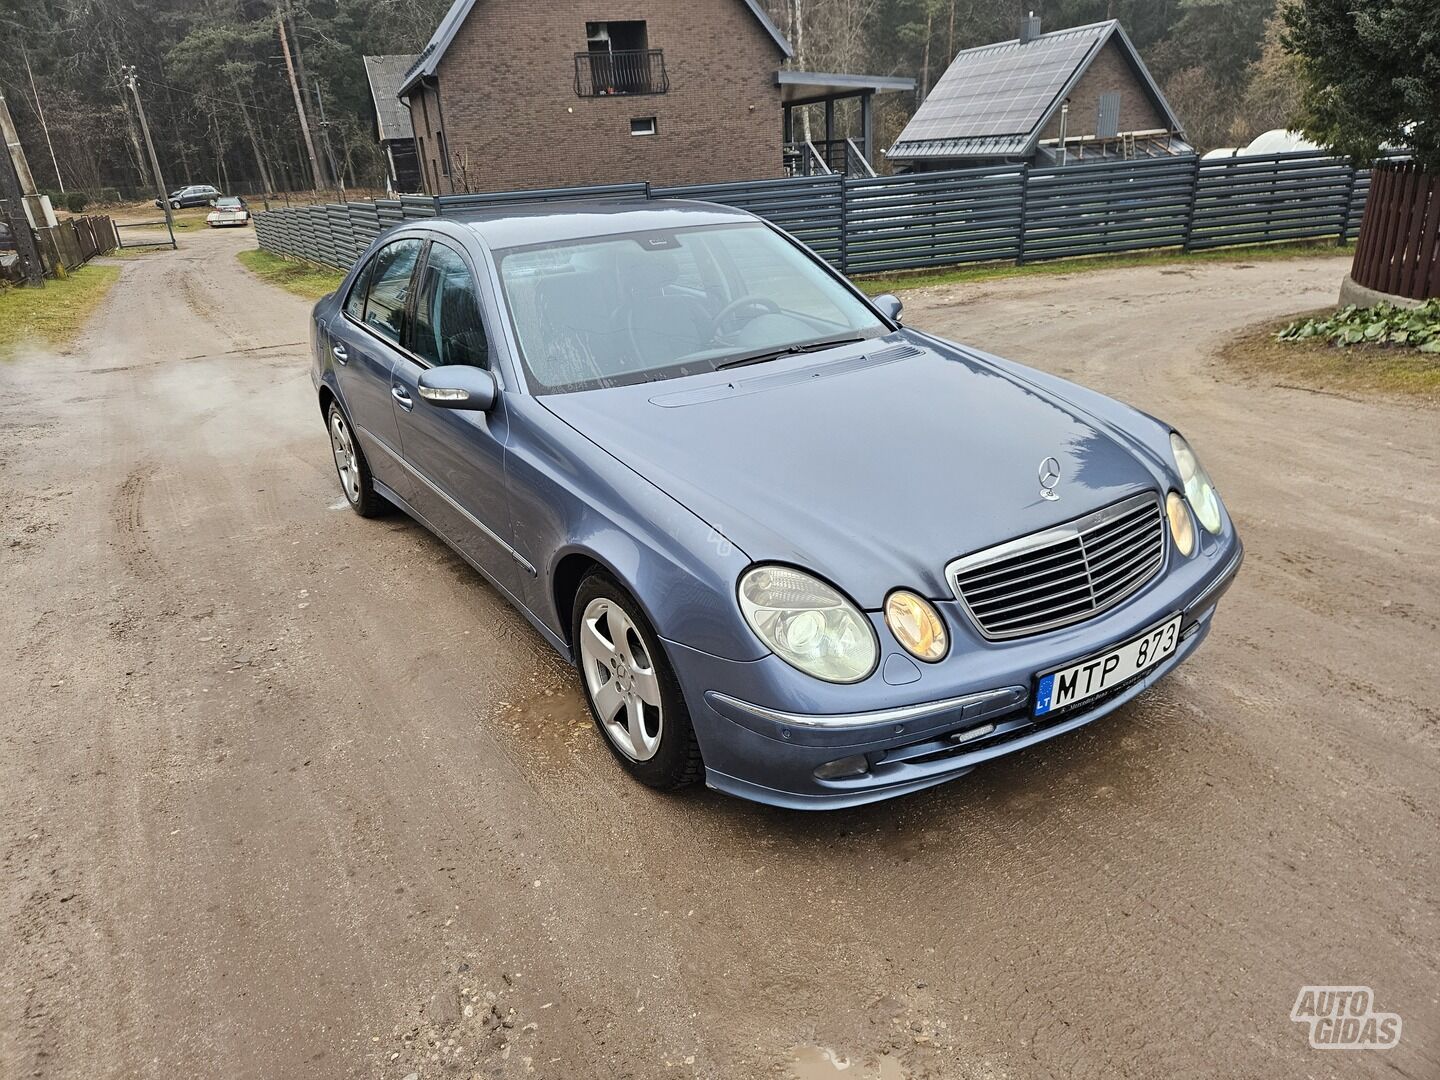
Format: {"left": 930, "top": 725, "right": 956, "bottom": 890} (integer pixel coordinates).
{"left": 366, "top": 435, "right": 537, "bottom": 577}
{"left": 708, "top": 686, "right": 1023, "bottom": 730}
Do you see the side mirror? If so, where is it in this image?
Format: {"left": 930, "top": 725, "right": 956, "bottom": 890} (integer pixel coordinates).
{"left": 417, "top": 365, "right": 496, "bottom": 411}
{"left": 874, "top": 293, "right": 903, "bottom": 323}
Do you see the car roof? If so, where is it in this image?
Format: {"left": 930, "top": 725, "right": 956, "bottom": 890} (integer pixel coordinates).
{"left": 444, "top": 198, "right": 759, "bottom": 249}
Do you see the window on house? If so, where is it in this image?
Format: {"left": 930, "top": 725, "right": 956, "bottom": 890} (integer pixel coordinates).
{"left": 1096, "top": 92, "right": 1121, "bottom": 139}
{"left": 587, "top": 20, "right": 647, "bottom": 53}
{"left": 437, "top": 131, "right": 451, "bottom": 176}
{"left": 630, "top": 116, "right": 657, "bottom": 137}
{"left": 576, "top": 20, "right": 667, "bottom": 96}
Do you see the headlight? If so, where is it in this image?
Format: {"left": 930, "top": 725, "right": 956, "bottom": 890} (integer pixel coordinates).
{"left": 1170, "top": 432, "right": 1223, "bottom": 534}
{"left": 738, "top": 565, "right": 877, "bottom": 683}
{"left": 1166, "top": 491, "right": 1195, "bottom": 557}
{"left": 884, "top": 590, "right": 948, "bottom": 662}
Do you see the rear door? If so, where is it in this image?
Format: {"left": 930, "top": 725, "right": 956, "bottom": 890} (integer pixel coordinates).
{"left": 328, "top": 236, "right": 424, "bottom": 497}
{"left": 389, "top": 239, "right": 519, "bottom": 591}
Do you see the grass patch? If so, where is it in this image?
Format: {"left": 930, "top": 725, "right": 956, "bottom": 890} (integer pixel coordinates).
{"left": 0, "top": 264, "right": 121, "bottom": 359}
{"left": 1222, "top": 313, "right": 1440, "bottom": 405}
{"left": 237, "top": 248, "right": 344, "bottom": 302}
{"left": 853, "top": 241, "right": 1352, "bottom": 296}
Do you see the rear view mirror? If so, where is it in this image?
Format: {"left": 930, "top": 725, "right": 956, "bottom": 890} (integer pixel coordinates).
{"left": 874, "top": 293, "right": 903, "bottom": 323}
{"left": 417, "top": 366, "right": 496, "bottom": 411}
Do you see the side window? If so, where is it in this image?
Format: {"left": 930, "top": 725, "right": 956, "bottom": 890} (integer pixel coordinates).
{"left": 362, "top": 238, "right": 423, "bottom": 344}
{"left": 343, "top": 258, "right": 374, "bottom": 320}
{"left": 411, "top": 243, "right": 489, "bottom": 368}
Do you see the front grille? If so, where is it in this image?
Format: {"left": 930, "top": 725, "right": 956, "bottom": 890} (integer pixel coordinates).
{"left": 946, "top": 492, "right": 1165, "bottom": 639}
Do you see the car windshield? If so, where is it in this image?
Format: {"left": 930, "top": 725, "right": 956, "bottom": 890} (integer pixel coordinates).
{"left": 216, "top": 198, "right": 242, "bottom": 208}
{"left": 495, "top": 222, "right": 887, "bottom": 394}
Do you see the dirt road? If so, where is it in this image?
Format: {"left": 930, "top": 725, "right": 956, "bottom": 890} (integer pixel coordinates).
{"left": 2, "top": 228, "right": 1435, "bottom": 1080}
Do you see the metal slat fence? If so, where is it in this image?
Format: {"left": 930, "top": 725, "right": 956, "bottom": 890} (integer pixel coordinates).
{"left": 253, "top": 152, "right": 1389, "bottom": 277}
{"left": 844, "top": 165, "right": 1025, "bottom": 273}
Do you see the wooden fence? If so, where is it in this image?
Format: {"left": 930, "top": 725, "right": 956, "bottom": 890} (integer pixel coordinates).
{"left": 38, "top": 215, "right": 120, "bottom": 271}
{"left": 1349, "top": 161, "right": 1440, "bottom": 301}
{"left": 254, "top": 151, "right": 1390, "bottom": 278}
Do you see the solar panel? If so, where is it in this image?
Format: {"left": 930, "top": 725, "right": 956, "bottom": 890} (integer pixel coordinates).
{"left": 895, "top": 24, "right": 1109, "bottom": 148}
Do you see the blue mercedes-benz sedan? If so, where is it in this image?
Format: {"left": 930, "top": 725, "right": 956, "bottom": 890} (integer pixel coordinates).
{"left": 309, "top": 199, "right": 1242, "bottom": 809}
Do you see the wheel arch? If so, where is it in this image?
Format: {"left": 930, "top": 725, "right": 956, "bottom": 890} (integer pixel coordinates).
{"left": 551, "top": 550, "right": 617, "bottom": 653}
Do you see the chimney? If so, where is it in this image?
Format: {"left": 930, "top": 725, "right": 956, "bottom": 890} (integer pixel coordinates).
{"left": 1020, "top": 11, "right": 1041, "bottom": 44}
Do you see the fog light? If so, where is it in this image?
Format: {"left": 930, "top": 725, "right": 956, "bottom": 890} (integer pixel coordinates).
{"left": 1166, "top": 490, "right": 1195, "bottom": 557}
{"left": 814, "top": 754, "right": 870, "bottom": 780}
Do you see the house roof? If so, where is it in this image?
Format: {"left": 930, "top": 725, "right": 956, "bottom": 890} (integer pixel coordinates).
{"left": 776, "top": 70, "right": 915, "bottom": 106}
{"left": 888, "top": 20, "right": 1182, "bottom": 161}
{"left": 363, "top": 55, "right": 418, "bottom": 142}
{"left": 398, "top": 0, "right": 793, "bottom": 98}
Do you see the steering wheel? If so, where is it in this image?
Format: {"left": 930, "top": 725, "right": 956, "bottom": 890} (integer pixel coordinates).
{"left": 710, "top": 295, "right": 782, "bottom": 337}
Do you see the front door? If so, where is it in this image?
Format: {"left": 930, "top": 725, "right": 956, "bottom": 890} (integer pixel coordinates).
{"left": 390, "top": 240, "right": 519, "bottom": 592}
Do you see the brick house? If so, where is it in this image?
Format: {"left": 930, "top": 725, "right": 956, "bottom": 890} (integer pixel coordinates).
{"left": 888, "top": 15, "right": 1189, "bottom": 170}
{"left": 396, "top": 0, "right": 912, "bottom": 193}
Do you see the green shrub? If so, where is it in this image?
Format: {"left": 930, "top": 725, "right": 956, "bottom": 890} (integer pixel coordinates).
{"left": 97, "top": 188, "right": 121, "bottom": 204}
{"left": 1277, "top": 300, "right": 1440, "bottom": 353}
{"left": 65, "top": 192, "right": 89, "bottom": 214}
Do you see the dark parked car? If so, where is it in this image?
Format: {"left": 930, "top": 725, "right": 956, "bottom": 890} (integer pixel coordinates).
{"left": 155, "top": 184, "right": 220, "bottom": 209}
{"left": 309, "top": 201, "right": 1242, "bottom": 809}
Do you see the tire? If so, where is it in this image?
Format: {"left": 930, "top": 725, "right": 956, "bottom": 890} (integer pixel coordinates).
{"left": 325, "top": 401, "right": 386, "bottom": 518}
{"left": 170, "top": 200, "right": 181, "bottom": 210}
{"left": 573, "top": 571, "right": 702, "bottom": 790}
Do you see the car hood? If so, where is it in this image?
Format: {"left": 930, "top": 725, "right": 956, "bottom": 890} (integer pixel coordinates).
{"left": 540, "top": 331, "right": 1164, "bottom": 608}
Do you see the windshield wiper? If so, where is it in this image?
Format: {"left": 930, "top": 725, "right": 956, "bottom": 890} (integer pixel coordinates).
{"left": 714, "top": 336, "right": 866, "bottom": 371}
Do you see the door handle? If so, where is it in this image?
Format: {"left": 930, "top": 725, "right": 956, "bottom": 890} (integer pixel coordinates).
{"left": 332, "top": 343, "right": 348, "bottom": 364}
{"left": 391, "top": 384, "right": 414, "bottom": 411}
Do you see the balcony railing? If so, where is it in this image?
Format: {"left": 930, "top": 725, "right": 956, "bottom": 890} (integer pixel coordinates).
{"left": 574, "top": 49, "right": 669, "bottom": 97}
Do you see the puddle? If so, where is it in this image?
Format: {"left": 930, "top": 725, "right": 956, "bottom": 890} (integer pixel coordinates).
{"left": 791, "top": 1045, "right": 907, "bottom": 1080}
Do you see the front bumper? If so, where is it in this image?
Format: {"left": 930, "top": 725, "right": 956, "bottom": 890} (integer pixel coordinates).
{"left": 666, "top": 535, "right": 1243, "bottom": 810}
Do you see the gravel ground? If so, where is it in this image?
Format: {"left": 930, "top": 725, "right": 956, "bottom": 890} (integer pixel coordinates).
{"left": 1, "top": 228, "right": 1434, "bottom": 1080}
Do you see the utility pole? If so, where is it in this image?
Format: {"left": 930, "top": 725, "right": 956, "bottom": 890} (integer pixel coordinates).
{"left": 313, "top": 82, "right": 344, "bottom": 198}
{"left": 0, "top": 124, "right": 44, "bottom": 286}
{"left": 0, "top": 86, "right": 38, "bottom": 194}
{"left": 121, "top": 66, "right": 178, "bottom": 250}
{"left": 22, "top": 48, "right": 64, "bottom": 193}
{"left": 0, "top": 84, "right": 56, "bottom": 240}
{"left": 277, "top": 10, "right": 324, "bottom": 191}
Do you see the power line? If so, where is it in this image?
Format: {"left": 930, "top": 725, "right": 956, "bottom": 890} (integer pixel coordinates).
{"left": 125, "top": 73, "right": 297, "bottom": 124}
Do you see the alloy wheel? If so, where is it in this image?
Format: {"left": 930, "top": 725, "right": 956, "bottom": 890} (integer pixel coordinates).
{"left": 579, "top": 597, "right": 664, "bottom": 761}
{"left": 329, "top": 411, "right": 361, "bottom": 504}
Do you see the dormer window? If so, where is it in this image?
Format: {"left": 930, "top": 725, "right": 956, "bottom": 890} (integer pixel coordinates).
{"left": 575, "top": 21, "right": 668, "bottom": 96}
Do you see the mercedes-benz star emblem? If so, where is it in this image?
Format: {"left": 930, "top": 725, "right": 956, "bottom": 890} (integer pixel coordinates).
{"left": 1038, "top": 456, "right": 1062, "bottom": 501}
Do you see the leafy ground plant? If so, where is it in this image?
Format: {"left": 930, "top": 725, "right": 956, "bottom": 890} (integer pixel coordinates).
{"left": 1277, "top": 300, "right": 1440, "bottom": 352}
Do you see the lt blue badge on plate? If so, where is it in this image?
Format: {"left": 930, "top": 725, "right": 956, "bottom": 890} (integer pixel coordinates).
{"left": 1034, "top": 673, "right": 1055, "bottom": 716}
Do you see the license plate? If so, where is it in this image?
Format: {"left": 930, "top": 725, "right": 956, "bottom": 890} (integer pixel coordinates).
{"left": 1034, "top": 614, "right": 1182, "bottom": 716}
